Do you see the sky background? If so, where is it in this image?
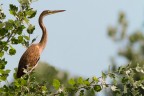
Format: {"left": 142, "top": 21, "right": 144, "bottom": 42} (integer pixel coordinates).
{"left": 1, "top": 1, "right": 144, "bottom": 95}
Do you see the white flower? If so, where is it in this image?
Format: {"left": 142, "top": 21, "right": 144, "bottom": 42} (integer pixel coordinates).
{"left": 133, "top": 81, "right": 138, "bottom": 88}
{"left": 141, "top": 69, "right": 144, "bottom": 73}
{"left": 136, "top": 65, "right": 141, "bottom": 72}
{"left": 111, "top": 85, "right": 117, "bottom": 91}
{"left": 140, "top": 84, "right": 144, "bottom": 89}
{"left": 58, "top": 88, "right": 63, "bottom": 93}
{"left": 23, "top": 68, "right": 28, "bottom": 74}
{"left": 126, "top": 70, "right": 130, "bottom": 75}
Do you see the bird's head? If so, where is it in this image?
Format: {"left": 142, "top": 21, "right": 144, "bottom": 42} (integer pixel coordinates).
{"left": 41, "top": 10, "right": 65, "bottom": 16}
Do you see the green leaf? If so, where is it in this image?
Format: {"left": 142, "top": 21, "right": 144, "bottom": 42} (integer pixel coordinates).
{"left": 92, "top": 76, "right": 99, "bottom": 83}
{"left": 84, "top": 86, "right": 91, "bottom": 90}
{"left": 109, "top": 73, "right": 115, "bottom": 78}
{"left": 79, "top": 90, "right": 84, "bottom": 96}
{"left": 24, "top": 36, "right": 30, "bottom": 40}
{"left": 53, "top": 79, "right": 60, "bottom": 90}
{"left": 18, "top": 0, "right": 32, "bottom": 4}
{"left": 0, "top": 76, "right": 7, "bottom": 81}
{"left": 136, "top": 64, "right": 141, "bottom": 72}
{"left": 118, "top": 66, "right": 126, "bottom": 74}
{"left": 24, "top": 40, "right": 29, "bottom": 47}
{"left": 0, "top": 69, "right": 9, "bottom": 81}
{"left": 5, "top": 21, "right": 14, "bottom": 30}
{"left": 9, "top": 4, "right": 18, "bottom": 11}
{"left": 18, "top": 36, "right": 23, "bottom": 43}
{"left": 9, "top": 4, "right": 18, "bottom": 15}
{"left": 84, "top": 80, "right": 90, "bottom": 85}
{"left": 4, "top": 69, "right": 10, "bottom": 74}
{"left": 59, "top": 92, "right": 64, "bottom": 96}
{"left": 0, "top": 28, "right": 8, "bottom": 36}
{"left": 0, "top": 51, "right": 4, "bottom": 57}
{"left": 0, "top": 23, "right": 4, "bottom": 28}
{"left": 14, "top": 20, "right": 21, "bottom": 27}
{"left": 4, "top": 46, "right": 8, "bottom": 51}
{"left": 0, "top": 6, "right": 6, "bottom": 20}
{"left": 9, "top": 48, "right": 16, "bottom": 55}
{"left": 27, "top": 24, "right": 35, "bottom": 34}
{"left": 0, "top": 58, "right": 7, "bottom": 69}
{"left": 41, "top": 86, "right": 47, "bottom": 94}
{"left": 83, "top": 78, "right": 90, "bottom": 85}
{"left": 93, "top": 85, "right": 102, "bottom": 92}
{"left": 124, "top": 85, "right": 127, "bottom": 94}
{"left": 17, "top": 25, "right": 25, "bottom": 35}
{"left": 13, "top": 68, "right": 18, "bottom": 79}
{"left": 20, "top": 79, "right": 27, "bottom": 85}
{"left": 26, "top": 9, "right": 37, "bottom": 18}
{"left": 24, "top": 17, "right": 29, "bottom": 24}
{"left": 68, "top": 78, "right": 75, "bottom": 85}
{"left": 11, "top": 37, "right": 19, "bottom": 44}
{"left": 128, "top": 76, "right": 134, "bottom": 83}
{"left": 31, "top": 36, "right": 38, "bottom": 43}
{"left": 14, "top": 80, "right": 21, "bottom": 87}
{"left": 102, "top": 72, "right": 107, "bottom": 80}
{"left": 0, "top": 41, "right": 7, "bottom": 46}
{"left": 113, "top": 79, "right": 117, "bottom": 85}
{"left": 0, "top": 69, "right": 4, "bottom": 74}
{"left": 77, "top": 77, "right": 84, "bottom": 84}
{"left": 121, "top": 77, "right": 128, "bottom": 83}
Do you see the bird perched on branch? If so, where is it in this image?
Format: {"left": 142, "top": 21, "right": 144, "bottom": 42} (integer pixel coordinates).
{"left": 17, "top": 10, "right": 65, "bottom": 78}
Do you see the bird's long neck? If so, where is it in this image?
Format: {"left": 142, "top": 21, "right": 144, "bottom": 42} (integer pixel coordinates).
{"left": 38, "top": 13, "right": 48, "bottom": 52}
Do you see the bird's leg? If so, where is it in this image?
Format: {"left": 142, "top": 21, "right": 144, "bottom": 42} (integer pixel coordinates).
{"left": 29, "top": 58, "right": 40, "bottom": 75}
{"left": 22, "top": 64, "right": 35, "bottom": 76}
{"left": 28, "top": 57, "right": 40, "bottom": 74}
{"left": 29, "top": 63, "right": 38, "bottom": 73}
{"left": 23, "top": 62, "right": 39, "bottom": 77}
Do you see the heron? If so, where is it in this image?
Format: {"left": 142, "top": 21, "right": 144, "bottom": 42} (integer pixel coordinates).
{"left": 17, "top": 10, "right": 65, "bottom": 78}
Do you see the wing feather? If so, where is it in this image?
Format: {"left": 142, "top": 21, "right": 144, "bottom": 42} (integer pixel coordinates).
{"left": 17, "top": 44, "right": 40, "bottom": 78}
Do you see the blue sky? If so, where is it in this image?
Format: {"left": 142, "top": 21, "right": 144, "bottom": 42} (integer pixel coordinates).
{"left": 1, "top": 0, "right": 144, "bottom": 82}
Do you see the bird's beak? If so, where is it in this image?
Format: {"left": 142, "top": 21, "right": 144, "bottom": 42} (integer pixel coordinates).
{"left": 49, "top": 10, "right": 66, "bottom": 14}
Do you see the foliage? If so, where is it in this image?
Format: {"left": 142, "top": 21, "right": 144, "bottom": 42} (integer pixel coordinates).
{"left": 0, "top": 0, "right": 144, "bottom": 96}
{"left": 2, "top": 63, "right": 144, "bottom": 96}
{"left": 106, "top": 11, "right": 144, "bottom": 95}
{"left": 0, "top": 0, "right": 36, "bottom": 85}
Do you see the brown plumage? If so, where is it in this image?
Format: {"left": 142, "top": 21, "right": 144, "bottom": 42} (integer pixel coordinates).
{"left": 17, "top": 10, "right": 65, "bottom": 78}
